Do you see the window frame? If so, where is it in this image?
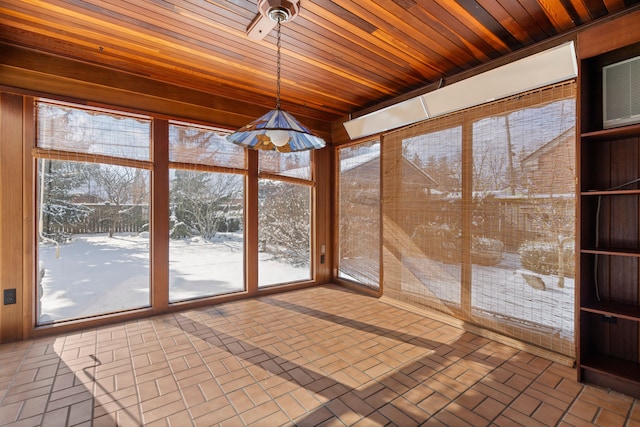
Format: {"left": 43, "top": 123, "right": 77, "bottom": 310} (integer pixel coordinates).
{"left": 257, "top": 150, "right": 316, "bottom": 288}
{"left": 335, "top": 139, "right": 382, "bottom": 290}
{"left": 26, "top": 97, "right": 323, "bottom": 334}
{"left": 34, "top": 100, "right": 154, "bottom": 324}
{"left": 167, "top": 121, "right": 248, "bottom": 302}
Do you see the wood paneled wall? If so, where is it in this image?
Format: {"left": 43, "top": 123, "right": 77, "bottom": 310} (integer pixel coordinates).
{"left": 0, "top": 93, "right": 25, "bottom": 342}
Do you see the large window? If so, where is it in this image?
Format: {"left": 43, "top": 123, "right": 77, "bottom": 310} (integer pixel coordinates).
{"left": 470, "top": 97, "right": 576, "bottom": 355}
{"left": 168, "top": 122, "right": 246, "bottom": 301}
{"left": 31, "top": 98, "right": 322, "bottom": 326}
{"left": 382, "top": 82, "right": 576, "bottom": 357}
{"left": 337, "top": 141, "right": 380, "bottom": 288}
{"left": 258, "top": 150, "right": 312, "bottom": 287}
{"left": 400, "top": 127, "right": 463, "bottom": 304}
{"left": 36, "top": 101, "right": 152, "bottom": 324}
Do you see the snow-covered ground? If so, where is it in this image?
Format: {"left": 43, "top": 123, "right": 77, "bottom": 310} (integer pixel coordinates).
{"left": 40, "top": 233, "right": 574, "bottom": 350}
{"left": 398, "top": 252, "right": 574, "bottom": 341}
{"left": 38, "top": 232, "right": 309, "bottom": 323}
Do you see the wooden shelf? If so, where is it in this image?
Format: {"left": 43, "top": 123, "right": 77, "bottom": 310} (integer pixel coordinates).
{"left": 581, "top": 248, "right": 640, "bottom": 257}
{"left": 576, "top": 33, "right": 640, "bottom": 397}
{"left": 581, "top": 123, "right": 640, "bottom": 141}
{"left": 581, "top": 189, "right": 640, "bottom": 196}
{"left": 581, "top": 353, "right": 640, "bottom": 384}
{"left": 578, "top": 31, "right": 640, "bottom": 398}
{"left": 581, "top": 303, "right": 640, "bottom": 322}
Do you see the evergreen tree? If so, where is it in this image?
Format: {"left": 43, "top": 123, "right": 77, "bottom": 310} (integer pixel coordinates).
{"left": 39, "top": 159, "right": 93, "bottom": 242}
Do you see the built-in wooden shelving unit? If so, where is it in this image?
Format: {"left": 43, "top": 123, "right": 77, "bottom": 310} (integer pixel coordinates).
{"left": 577, "top": 14, "right": 640, "bottom": 397}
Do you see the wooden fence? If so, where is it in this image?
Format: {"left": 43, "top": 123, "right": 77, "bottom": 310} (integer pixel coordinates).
{"left": 42, "top": 204, "right": 149, "bottom": 237}
{"left": 341, "top": 195, "right": 574, "bottom": 255}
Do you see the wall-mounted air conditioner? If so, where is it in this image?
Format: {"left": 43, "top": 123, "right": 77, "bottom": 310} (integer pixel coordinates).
{"left": 603, "top": 55, "right": 640, "bottom": 129}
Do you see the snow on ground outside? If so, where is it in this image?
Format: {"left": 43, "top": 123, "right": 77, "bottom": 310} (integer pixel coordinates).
{"left": 38, "top": 232, "right": 309, "bottom": 323}
{"left": 40, "top": 232, "right": 574, "bottom": 343}
{"left": 399, "top": 252, "right": 574, "bottom": 340}
{"left": 337, "top": 249, "right": 573, "bottom": 342}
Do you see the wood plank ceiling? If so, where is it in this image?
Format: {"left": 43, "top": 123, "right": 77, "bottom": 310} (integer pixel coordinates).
{"left": 1, "top": 0, "right": 639, "bottom": 128}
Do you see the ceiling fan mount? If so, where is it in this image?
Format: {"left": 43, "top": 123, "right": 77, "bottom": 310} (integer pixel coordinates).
{"left": 247, "top": 0, "right": 300, "bottom": 40}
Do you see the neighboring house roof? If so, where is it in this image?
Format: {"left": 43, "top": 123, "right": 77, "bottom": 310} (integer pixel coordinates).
{"left": 403, "top": 157, "right": 438, "bottom": 188}
{"left": 521, "top": 127, "right": 575, "bottom": 171}
{"left": 341, "top": 151, "right": 438, "bottom": 189}
{"left": 340, "top": 150, "right": 380, "bottom": 173}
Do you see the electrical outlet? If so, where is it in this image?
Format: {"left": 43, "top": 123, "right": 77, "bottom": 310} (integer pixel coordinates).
{"left": 4, "top": 289, "right": 17, "bottom": 305}
{"left": 320, "top": 254, "right": 325, "bottom": 264}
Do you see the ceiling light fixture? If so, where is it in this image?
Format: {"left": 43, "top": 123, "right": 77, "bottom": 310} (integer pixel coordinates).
{"left": 227, "top": 0, "right": 326, "bottom": 152}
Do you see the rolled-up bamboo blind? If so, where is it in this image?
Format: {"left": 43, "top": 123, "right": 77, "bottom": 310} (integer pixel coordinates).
{"left": 36, "top": 100, "right": 152, "bottom": 162}
{"left": 169, "top": 121, "right": 245, "bottom": 171}
{"left": 259, "top": 150, "right": 312, "bottom": 181}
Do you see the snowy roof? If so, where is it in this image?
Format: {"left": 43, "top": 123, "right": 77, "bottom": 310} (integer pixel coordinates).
{"left": 340, "top": 150, "right": 380, "bottom": 173}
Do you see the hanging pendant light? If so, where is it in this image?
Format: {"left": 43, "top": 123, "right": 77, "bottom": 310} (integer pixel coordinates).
{"left": 227, "top": 2, "right": 326, "bottom": 152}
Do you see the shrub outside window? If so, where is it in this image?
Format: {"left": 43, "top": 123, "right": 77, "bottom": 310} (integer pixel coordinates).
{"left": 258, "top": 150, "right": 312, "bottom": 287}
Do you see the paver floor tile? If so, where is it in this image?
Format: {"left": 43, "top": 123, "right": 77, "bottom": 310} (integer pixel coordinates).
{"left": 0, "top": 285, "right": 639, "bottom": 426}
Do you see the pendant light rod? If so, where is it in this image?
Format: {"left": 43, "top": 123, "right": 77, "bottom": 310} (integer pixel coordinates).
{"left": 275, "top": 19, "right": 282, "bottom": 110}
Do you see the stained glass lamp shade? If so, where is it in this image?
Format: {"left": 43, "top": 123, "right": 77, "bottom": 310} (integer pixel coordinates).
{"left": 226, "top": 109, "right": 325, "bottom": 152}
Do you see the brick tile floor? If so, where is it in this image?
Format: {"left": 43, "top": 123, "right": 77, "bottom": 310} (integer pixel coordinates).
{"left": 0, "top": 285, "right": 638, "bottom": 426}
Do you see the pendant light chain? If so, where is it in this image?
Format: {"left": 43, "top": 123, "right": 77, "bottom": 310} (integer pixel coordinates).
{"left": 275, "top": 19, "right": 282, "bottom": 110}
